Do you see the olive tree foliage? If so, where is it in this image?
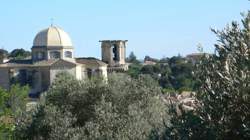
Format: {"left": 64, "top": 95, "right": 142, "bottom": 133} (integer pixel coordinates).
{"left": 0, "top": 84, "right": 29, "bottom": 140}
{"left": 167, "top": 12, "right": 250, "bottom": 139}
{"left": 14, "top": 72, "right": 170, "bottom": 140}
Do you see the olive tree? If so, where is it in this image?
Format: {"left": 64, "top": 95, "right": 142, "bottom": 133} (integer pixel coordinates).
{"left": 14, "top": 73, "right": 170, "bottom": 140}
{"left": 0, "top": 84, "right": 29, "bottom": 140}
{"left": 167, "top": 12, "right": 250, "bottom": 140}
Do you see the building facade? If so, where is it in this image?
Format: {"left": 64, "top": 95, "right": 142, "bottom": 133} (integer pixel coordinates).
{"left": 0, "top": 26, "right": 127, "bottom": 95}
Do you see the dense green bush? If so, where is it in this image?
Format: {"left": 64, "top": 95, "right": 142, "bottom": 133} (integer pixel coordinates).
{"left": 127, "top": 56, "right": 196, "bottom": 91}
{"left": 0, "top": 84, "right": 29, "bottom": 140}
{"left": 14, "top": 73, "right": 170, "bottom": 140}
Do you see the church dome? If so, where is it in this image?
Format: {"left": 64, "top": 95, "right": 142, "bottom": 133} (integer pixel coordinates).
{"left": 33, "top": 26, "right": 73, "bottom": 47}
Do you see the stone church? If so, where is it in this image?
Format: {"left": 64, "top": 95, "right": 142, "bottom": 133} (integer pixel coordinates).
{"left": 0, "top": 26, "right": 128, "bottom": 95}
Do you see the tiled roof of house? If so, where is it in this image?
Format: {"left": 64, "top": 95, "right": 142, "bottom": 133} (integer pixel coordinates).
{"left": 75, "top": 57, "right": 107, "bottom": 66}
{"left": 0, "top": 59, "right": 80, "bottom": 68}
{"left": 0, "top": 59, "right": 33, "bottom": 67}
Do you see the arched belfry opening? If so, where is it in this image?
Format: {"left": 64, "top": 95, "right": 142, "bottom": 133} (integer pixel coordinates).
{"left": 112, "top": 44, "right": 120, "bottom": 61}
{"left": 100, "top": 40, "right": 128, "bottom": 71}
{"left": 100, "top": 40, "right": 127, "bottom": 65}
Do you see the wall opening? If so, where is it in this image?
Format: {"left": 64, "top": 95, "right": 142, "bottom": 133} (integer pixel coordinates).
{"left": 65, "top": 51, "right": 72, "bottom": 58}
{"left": 50, "top": 51, "right": 61, "bottom": 59}
{"left": 112, "top": 44, "right": 119, "bottom": 61}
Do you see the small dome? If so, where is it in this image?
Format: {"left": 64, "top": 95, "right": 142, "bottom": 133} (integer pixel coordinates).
{"left": 33, "top": 26, "right": 73, "bottom": 47}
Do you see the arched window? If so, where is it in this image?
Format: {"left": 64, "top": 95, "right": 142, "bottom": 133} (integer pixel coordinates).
{"left": 65, "top": 51, "right": 72, "bottom": 58}
{"left": 50, "top": 51, "right": 61, "bottom": 59}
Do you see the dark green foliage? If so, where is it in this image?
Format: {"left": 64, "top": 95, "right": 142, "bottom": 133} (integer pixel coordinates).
{"left": 166, "top": 112, "right": 214, "bottom": 140}
{"left": 14, "top": 73, "right": 170, "bottom": 140}
{"left": 14, "top": 105, "right": 77, "bottom": 140}
{"left": 126, "top": 52, "right": 196, "bottom": 91}
{"left": 9, "top": 49, "right": 31, "bottom": 60}
{"left": 0, "top": 84, "right": 29, "bottom": 140}
{"left": 127, "top": 63, "right": 143, "bottom": 78}
{"left": 168, "top": 56, "right": 195, "bottom": 90}
{"left": 127, "top": 55, "right": 196, "bottom": 91}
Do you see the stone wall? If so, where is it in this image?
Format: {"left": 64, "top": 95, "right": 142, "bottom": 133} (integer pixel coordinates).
{"left": 39, "top": 67, "right": 50, "bottom": 92}
{"left": 0, "top": 68, "right": 10, "bottom": 89}
{"left": 101, "top": 42, "right": 112, "bottom": 64}
{"left": 50, "top": 67, "right": 76, "bottom": 84}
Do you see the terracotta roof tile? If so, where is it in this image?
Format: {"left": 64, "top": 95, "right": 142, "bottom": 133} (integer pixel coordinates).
{"left": 76, "top": 57, "right": 107, "bottom": 66}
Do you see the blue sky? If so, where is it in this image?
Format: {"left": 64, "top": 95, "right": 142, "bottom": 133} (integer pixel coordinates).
{"left": 0, "top": 0, "right": 249, "bottom": 59}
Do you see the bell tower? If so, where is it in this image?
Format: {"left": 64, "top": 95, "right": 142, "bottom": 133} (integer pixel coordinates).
{"left": 100, "top": 40, "right": 128, "bottom": 71}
